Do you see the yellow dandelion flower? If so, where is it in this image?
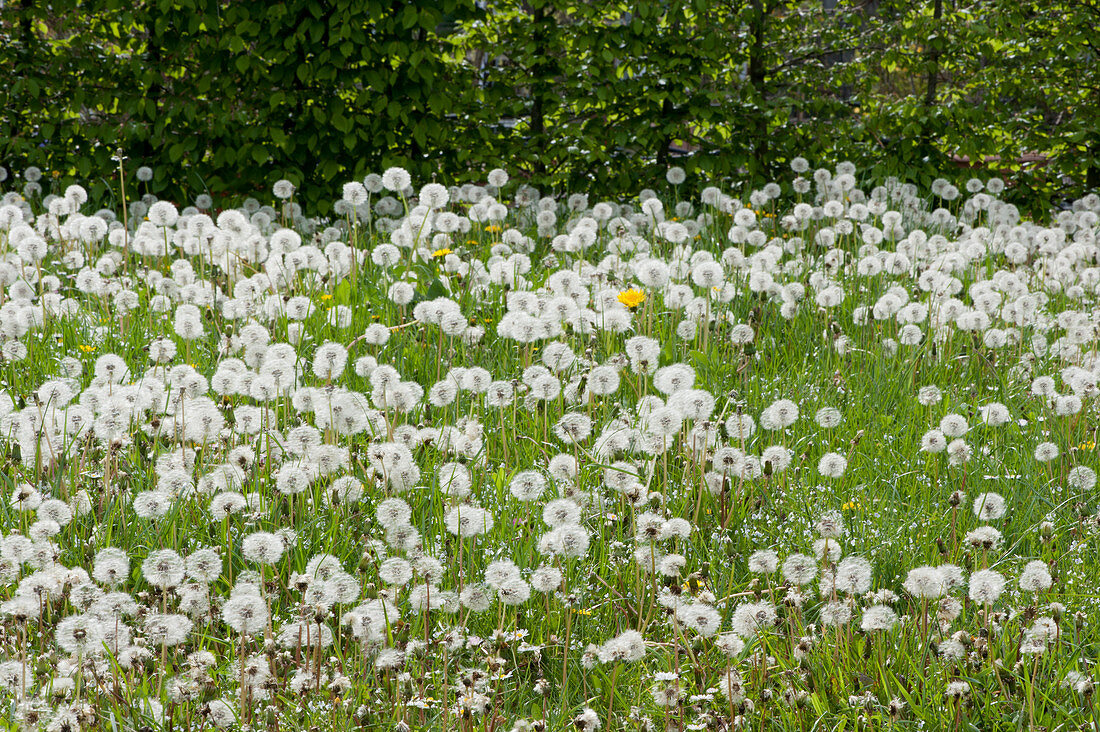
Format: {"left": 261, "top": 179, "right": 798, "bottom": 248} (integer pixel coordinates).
{"left": 319, "top": 293, "right": 333, "bottom": 301}
{"left": 432, "top": 248, "right": 453, "bottom": 258}
{"left": 617, "top": 288, "right": 645, "bottom": 309}
{"left": 78, "top": 344, "right": 95, "bottom": 353}
{"left": 484, "top": 225, "right": 501, "bottom": 233}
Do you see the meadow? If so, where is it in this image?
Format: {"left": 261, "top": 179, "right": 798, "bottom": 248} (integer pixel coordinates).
{"left": 0, "top": 160, "right": 1097, "bottom": 731}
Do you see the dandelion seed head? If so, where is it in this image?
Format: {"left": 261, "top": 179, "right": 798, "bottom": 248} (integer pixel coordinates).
{"left": 972, "top": 492, "right": 1006, "bottom": 521}
{"left": 1019, "top": 560, "right": 1053, "bottom": 592}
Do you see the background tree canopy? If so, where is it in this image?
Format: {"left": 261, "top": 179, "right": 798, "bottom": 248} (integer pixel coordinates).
{"left": 2, "top": 0, "right": 1097, "bottom": 212}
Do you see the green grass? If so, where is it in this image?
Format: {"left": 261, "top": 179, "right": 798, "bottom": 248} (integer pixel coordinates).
{"left": 0, "top": 171, "right": 1097, "bottom": 732}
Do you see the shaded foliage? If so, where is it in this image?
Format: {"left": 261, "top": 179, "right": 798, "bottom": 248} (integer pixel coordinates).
{"left": 1, "top": 1, "right": 1097, "bottom": 211}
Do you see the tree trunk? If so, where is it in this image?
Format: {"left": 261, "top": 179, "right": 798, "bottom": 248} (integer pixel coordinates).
{"left": 529, "top": 2, "right": 552, "bottom": 176}
{"left": 11, "top": 0, "right": 38, "bottom": 148}
{"left": 656, "top": 98, "right": 675, "bottom": 166}
{"left": 923, "top": 0, "right": 943, "bottom": 109}
{"left": 139, "top": 32, "right": 164, "bottom": 169}
{"left": 1087, "top": 139, "right": 1100, "bottom": 191}
{"left": 918, "top": 0, "right": 944, "bottom": 155}
{"left": 748, "top": 0, "right": 770, "bottom": 176}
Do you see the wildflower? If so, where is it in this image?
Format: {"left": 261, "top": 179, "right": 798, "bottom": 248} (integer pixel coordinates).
{"left": 1034, "top": 441, "right": 1060, "bottom": 462}
{"left": 903, "top": 565, "right": 947, "bottom": 599}
{"left": 921, "top": 429, "right": 947, "bottom": 453}
{"left": 916, "top": 386, "right": 942, "bottom": 406}
{"left": 860, "top": 605, "right": 898, "bottom": 632}
{"left": 651, "top": 671, "right": 683, "bottom": 708}
{"left": 444, "top": 504, "right": 494, "bottom": 538}
{"left": 1067, "top": 465, "right": 1096, "bottom": 491}
{"left": 459, "top": 583, "right": 494, "bottom": 613}
{"left": 762, "top": 398, "right": 799, "bottom": 429}
{"left": 715, "top": 632, "right": 745, "bottom": 657}
{"left": 1023, "top": 617, "right": 1060, "bottom": 651}
{"left": 597, "top": 629, "right": 646, "bottom": 663}
{"left": 272, "top": 179, "right": 296, "bottom": 199}
{"left": 817, "top": 452, "right": 848, "bottom": 478}
{"left": 148, "top": 200, "right": 178, "bottom": 227}
{"left": 729, "top": 601, "right": 777, "bottom": 638}
{"left": 659, "top": 553, "right": 686, "bottom": 577}
{"left": 573, "top": 708, "right": 601, "bottom": 732}
{"left": 939, "top": 564, "right": 966, "bottom": 590}
{"left": 381, "top": 168, "right": 410, "bottom": 192}
{"left": 980, "top": 402, "right": 1011, "bottom": 426}
{"left": 173, "top": 304, "right": 203, "bottom": 341}
{"left": 946, "top": 439, "right": 971, "bottom": 465}
{"left": 944, "top": 681, "right": 969, "bottom": 700}
{"left": 819, "top": 601, "right": 853, "bottom": 627}
{"left": 815, "top": 407, "right": 842, "bottom": 428}
{"left": 376, "top": 498, "right": 412, "bottom": 526}
{"left": 418, "top": 183, "right": 449, "bottom": 209}
{"left": 221, "top": 588, "right": 269, "bottom": 636}
{"left": 542, "top": 498, "right": 582, "bottom": 528}
{"left": 377, "top": 557, "right": 413, "bottom": 586}
{"left": 963, "top": 526, "right": 1002, "bottom": 550}
{"left": 748, "top": 550, "right": 779, "bottom": 574}
{"left": 55, "top": 614, "right": 104, "bottom": 654}
{"left": 835, "top": 556, "right": 873, "bottom": 595}
{"left": 1019, "top": 560, "right": 1053, "bottom": 592}
{"left": 93, "top": 547, "right": 131, "bottom": 587}
{"left": 782, "top": 554, "right": 818, "bottom": 585}
{"left": 813, "top": 538, "right": 842, "bottom": 563}
{"left": 313, "top": 342, "right": 348, "bottom": 381}
{"left": 497, "top": 579, "right": 532, "bottom": 606}
{"left": 483, "top": 560, "right": 522, "bottom": 590}
{"left": 587, "top": 365, "right": 620, "bottom": 396}
{"left": 972, "top": 492, "right": 1006, "bottom": 521}
{"left": 530, "top": 565, "right": 562, "bottom": 593}
{"left": 677, "top": 603, "right": 722, "bottom": 636}
{"left": 1062, "top": 672, "right": 1095, "bottom": 695}
{"left": 142, "top": 549, "right": 186, "bottom": 589}
{"left": 716, "top": 668, "right": 745, "bottom": 703}
{"left": 653, "top": 364, "right": 695, "bottom": 395}
{"left": 816, "top": 511, "right": 845, "bottom": 539}
{"left": 617, "top": 288, "right": 646, "bottom": 310}
{"left": 554, "top": 413, "right": 592, "bottom": 444}
{"left": 241, "top": 532, "right": 285, "bottom": 565}
{"left": 145, "top": 612, "right": 194, "bottom": 646}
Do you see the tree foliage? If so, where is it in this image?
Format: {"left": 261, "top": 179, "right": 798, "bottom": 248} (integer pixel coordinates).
{"left": 1, "top": 0, "right": 1097, "bottom": 211}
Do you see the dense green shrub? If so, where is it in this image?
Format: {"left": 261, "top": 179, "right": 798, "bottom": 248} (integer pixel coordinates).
{"left": 2, "top": 1, "right": 1097, "bottom": 211}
